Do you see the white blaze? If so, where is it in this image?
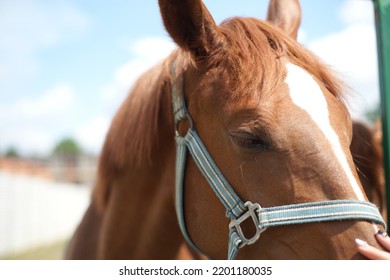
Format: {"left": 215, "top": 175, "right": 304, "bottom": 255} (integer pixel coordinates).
{"left": 285, "top": 63, "right": 365, "bottom": 201}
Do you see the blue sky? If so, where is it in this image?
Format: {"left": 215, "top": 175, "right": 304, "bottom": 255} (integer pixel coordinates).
{"left": 0, "top": 0, "right": 379, "bottom": 156}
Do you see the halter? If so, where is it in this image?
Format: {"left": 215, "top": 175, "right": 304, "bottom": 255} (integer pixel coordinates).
{"left": 171, "top": 62, "right": 386, "bottom": 260}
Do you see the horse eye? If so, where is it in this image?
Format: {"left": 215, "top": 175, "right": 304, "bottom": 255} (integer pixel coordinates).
{"left": 230, "top": 132, "right": 271, "bottom": 150}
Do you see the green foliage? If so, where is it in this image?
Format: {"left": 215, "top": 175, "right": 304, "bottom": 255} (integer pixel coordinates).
{"left": 53, "top": 138, "right": 82, "bottom": 157}
{"left": 4, "top": 147, "right": 19, "bottom": 158}
{"left": 364, "top": 105, "right": 381, "bottom": 124}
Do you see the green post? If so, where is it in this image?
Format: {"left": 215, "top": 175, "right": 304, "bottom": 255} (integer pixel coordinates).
{"left": 374, "top": 0, "right": 390, "bottom": 226}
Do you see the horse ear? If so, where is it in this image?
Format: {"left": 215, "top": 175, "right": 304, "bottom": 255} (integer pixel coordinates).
{"left": 158, "top": 0, "right": 222, "bottom": 60}
{"left": 266, "top": 0, "right": 302, "bottom": 40}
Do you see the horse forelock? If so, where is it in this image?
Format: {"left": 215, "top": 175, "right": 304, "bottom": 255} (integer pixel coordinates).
{"left": 203, "top": 17, "right": 345, "bottom": 103}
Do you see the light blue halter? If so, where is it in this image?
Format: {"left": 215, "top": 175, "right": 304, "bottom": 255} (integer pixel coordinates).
{"left": 171, "top": 62, "right": 386, "bottom": 260}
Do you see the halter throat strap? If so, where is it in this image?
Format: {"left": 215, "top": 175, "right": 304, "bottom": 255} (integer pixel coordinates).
{"left": 170, "top": 61, "right": 386, "bottom": 260}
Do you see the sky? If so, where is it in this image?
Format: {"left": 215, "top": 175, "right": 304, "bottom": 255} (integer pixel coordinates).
{"left": 0, "top": 0, "right": 380, "bottom": 156}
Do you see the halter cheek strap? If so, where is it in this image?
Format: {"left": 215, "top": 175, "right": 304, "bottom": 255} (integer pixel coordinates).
{"left": 171, "top": 62, "right": 387, "bottom": 260}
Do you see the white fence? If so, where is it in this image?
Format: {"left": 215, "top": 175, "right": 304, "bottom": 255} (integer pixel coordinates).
{"left": 0, "top": 172, "right": 91, "bottom": 258}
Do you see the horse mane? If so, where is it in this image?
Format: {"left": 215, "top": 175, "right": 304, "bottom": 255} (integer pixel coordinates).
{"left": 351, "top": 121, "right": 385, "bottom": 214}
{"left": 94, "top": 17, "right": 346, "bottom": 211}
{"left": 93, "top": 58, "right": 174, "bottom": 210}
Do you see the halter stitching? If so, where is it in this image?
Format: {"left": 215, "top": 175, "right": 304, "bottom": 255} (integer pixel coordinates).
{"left": 186, "top": 131, "right": 246, "bottom": 216}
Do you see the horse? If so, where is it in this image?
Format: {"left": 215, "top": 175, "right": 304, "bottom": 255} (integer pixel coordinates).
{"left": 176, "top": 120, "right": 389, "bottom": 260}
{"left": 65, "top": 0, "right": 386, "bottom": 260}
{"left": 351, "top": 121, "right": 387, "bottom": 221}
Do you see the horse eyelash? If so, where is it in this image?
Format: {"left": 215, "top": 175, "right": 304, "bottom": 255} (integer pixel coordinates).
{"left": 230, "top": 132, "right": 271, "bottom": 150}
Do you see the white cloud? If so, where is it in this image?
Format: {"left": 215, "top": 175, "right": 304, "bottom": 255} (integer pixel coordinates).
{"left": 338, "top": 0, "right": 374, "bottom": 25}
{"left": 307, "top": 1, "right": 379, "bottom": 120}
{"left": 130, "top": 37, "right": 178, "bottom": 63}
{"left": 0, "top": 0, "right": 91, "bottom": 155}
{"left": 2, "top": 127, "right": 55, "bottom": 157}
{"left": 0, "top": 84, "right": 76, "bottom": 124}
{"left": 0, "top": 83, "right": 78, "bottom": 155}
{"left": 0, "top": 35, "right": 175, "bottom": 156}
{"left": 297, "top": 28, "right": 308, "bottom": 45}
{"left": 82, "top": 36, "right": 176, "bottom": 155}
{"left": 100, "top": 36, "right": 176, "bottom": 116}
{"left": 0, "top": 0, "right": 90, "bottom": 52}
{"left": 0, "top": 0, "right": 90, "bottom": 88}
{"left": 75, "top": 117, "right": 111, "bottom": 154}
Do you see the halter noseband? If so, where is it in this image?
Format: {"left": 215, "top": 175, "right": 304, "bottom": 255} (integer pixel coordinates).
{"left": 171, "top": 61, "right": 386, "bottom": 259}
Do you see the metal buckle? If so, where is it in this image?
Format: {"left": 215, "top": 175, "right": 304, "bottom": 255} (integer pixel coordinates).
{"left": 229, "top": 201, "right": 265, "bottom": 248}
{"left": 175, "top": 112, "right": 194, "bottom": 138}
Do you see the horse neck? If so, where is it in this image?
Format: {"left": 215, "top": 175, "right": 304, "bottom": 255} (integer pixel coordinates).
{"left": 94, "top": 60, "right": 185, "bottom": 259}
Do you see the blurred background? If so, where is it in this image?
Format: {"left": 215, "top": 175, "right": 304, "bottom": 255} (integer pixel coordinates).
{"left": 0, "top": 0, "right": 381, "bottom": 259}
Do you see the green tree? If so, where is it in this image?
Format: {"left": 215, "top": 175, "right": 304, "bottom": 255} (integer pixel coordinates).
{"left": 53, "top": 138, "right": 81, "bottom": 158}
{"left": 52, "top": 138, "right": 83, "bottom": 183}
{"left": 5, "top": 147, "right": 19, "bottom": 158}
{"left": 365, "top": 105, "right": 381, "bottom": 124}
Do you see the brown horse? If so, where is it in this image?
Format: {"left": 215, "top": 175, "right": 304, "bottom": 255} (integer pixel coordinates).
{"left": 351, "top": 120, "right": 387, "bottom": 222}
{"left": 66, "top": 0, "right": 385, "bottom": 260}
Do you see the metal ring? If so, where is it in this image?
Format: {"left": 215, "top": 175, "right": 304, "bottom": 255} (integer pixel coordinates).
{"left": 229, "top": 201, "right": 265, "bottom": 248}
{"left": 175, "top": 112, "right": 194, "bottom": 137}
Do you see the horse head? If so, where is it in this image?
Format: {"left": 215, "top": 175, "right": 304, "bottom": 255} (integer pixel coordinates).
{"left": 159, "top": 0, "right": 385, "bottom": 259}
